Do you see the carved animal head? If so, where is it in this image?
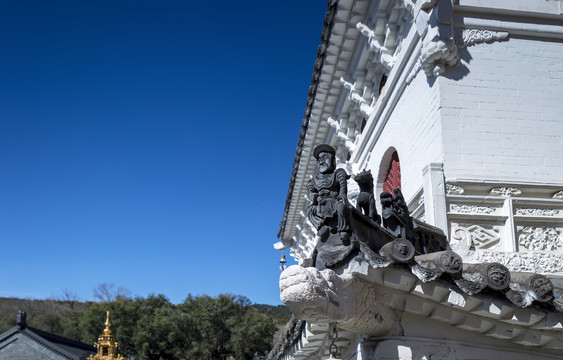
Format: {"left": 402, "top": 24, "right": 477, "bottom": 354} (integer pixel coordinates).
{"left": 354, "top": 170, "right": 374, "bottom": 191}
{"left": 279, "top": 265, "right": 346, "bottom": 323}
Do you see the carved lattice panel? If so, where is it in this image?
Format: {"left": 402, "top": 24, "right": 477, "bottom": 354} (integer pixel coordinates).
{"left": 451, "top": 223, "right": 501, "bottom": 250}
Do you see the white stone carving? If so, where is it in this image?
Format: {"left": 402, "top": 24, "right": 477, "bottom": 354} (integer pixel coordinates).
{"left": 553, "top": 190, "right": 563, "bottom": 199}
{"left": 340, "top": 78, "right": 373, "bottom": 117}
{"left": 356, "top": 22, "right": 397, "bottom": 71}
{"left": 490, "top": 187, "right": 521, "bottom": 197}
{"left": 518, "top": 226, "right": 562, "bottom": 251}
{"left": 280, "top": 265, "right": 399, "bottom": 336}
{"left": 450, "top": 204, "right": 495, "bottom": 214}
{"left": 451, "top": 223, "right": 501, "bottom": 249}
{"left": 446, "top": 184, "right": 464, "bottom": 195}
{"left": 454, "top": 28, "right": 509, "bottom": 49}
{"left": 327, "top": 117, "right": 356, "bottom": 152}
{"left": 515, "top": 208, "right": 558, "bottom": 216}
{"left": 419, "top": 37, "right": 459, "bottom": 78}
{"left": 476, "top": 251, "right": 563, "bottom": 274}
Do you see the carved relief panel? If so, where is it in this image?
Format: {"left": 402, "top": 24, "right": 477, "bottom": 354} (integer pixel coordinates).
{"left": 446, "top": 182, "right": 563, "bottom": 274}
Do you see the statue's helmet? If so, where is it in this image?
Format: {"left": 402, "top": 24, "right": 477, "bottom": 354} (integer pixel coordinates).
{"left": 313, "top": 144, "right": 336, "bottom": 159}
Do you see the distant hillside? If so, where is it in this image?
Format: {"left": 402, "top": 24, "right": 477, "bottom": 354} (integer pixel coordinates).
{"left": 0, "top": 297, "right": 292, "bottom": 330}
{"left": 249, "top": 304, "right": 292, "bottom": 325}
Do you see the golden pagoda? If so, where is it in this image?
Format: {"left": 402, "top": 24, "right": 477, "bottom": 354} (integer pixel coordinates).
{"left": 88, "top": 312, "right": 125, "bottom": 360}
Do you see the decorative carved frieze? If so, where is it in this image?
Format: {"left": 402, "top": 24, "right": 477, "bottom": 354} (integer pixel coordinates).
{"left": 515, "top": 208, "right": 559, "bottom": 216}
{"left": 454, "top": 28, "right": 509, "bottom": 49}
{"left": 446, "top": 184, "right": 464, "bottom": 195}
{"left": 476, "top": 251, "right": 563, "bottom": 274}
{"left": 518, "top": 226, "right": 562, "bottom": 251}
{"left": 553, "top": 190, "right": 563, "bottom": 199}
{"left": 450, "top": 204, "right": 495, "bottom": 214}
{"left": 490, "top": 187, "right": 521, "bottom": 197}
{"left": 451, "top": 224, "right": 501, "bottom": 250}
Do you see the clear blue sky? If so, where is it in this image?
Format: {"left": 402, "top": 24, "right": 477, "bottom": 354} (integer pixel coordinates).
{"left": 0, "top": 0, "right": 326, "bottom": 305}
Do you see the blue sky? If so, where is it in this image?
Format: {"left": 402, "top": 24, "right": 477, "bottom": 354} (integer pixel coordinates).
{"left": 0, "top": 1, "right": 326, "bottom": 305}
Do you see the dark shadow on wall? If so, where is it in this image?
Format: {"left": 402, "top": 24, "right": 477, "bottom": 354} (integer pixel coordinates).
{"left": 443, "top": 47, "right": 472, "bottom": 81}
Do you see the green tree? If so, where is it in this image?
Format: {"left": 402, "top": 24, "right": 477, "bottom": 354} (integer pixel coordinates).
{"left": 230, "top": 311, "right": 276, "bottom": 360}
{"left": 79, "top": 298, "right": 139, "bottom": 357}
{"left": 131, "top": 294, "right": 188, "bottom": 360}
{"left": 179, "top": 294, "right": 276, "bottom": 360}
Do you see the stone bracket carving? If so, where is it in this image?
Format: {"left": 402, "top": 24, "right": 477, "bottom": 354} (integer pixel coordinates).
{"left": 408, "top": 0, "right": 459, "bottom": 82}
{"left": 454, "top": 28, "right": 509, "bottom": 49}
{"left": 340, "top": 78, "right": 373, "bottom": 117}
{"left": 356, "top": 22, "right": 397, "bottom": 71}
{"left": 327, "top": 117, "right": 356, "bottom": 152}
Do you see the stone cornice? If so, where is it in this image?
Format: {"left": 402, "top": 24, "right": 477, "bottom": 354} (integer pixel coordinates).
{"left": 279, "top": 260, "right": 563, "bottom": 356}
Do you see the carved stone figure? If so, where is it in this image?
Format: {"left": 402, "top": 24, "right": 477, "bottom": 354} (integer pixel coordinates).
{"left": 380, "top": 191, "right": 409, "bottom": 238}
{"left": 353, "top": 170, "right": 380, "bottom": 224}
{"left": 381, "top": 188, "right": 448, "bottom": 253}
{"left": 307, "top": 144, "right": 351, "bottom": 240}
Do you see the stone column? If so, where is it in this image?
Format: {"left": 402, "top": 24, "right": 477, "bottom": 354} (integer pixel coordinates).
{"left": 422, "top": 163, "right": 448, "bottom": 233}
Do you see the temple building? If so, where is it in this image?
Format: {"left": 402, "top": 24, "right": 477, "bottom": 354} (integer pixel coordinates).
{"left": 272, "top": 0, "right": 563, "bottom": 359}
{"left": 0, "top": 311, "right": 95, "bottom": 360}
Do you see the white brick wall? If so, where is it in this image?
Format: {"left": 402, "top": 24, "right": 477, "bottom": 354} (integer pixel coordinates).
{"left": 365, "top": 70, "right": 444, "bottom": 202}
{"left": 440, "top": 37, "right": 563, "bottom": 183}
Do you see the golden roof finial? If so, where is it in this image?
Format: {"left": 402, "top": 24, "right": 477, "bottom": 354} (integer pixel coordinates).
{"left": 103, "top": 311, "right": 112, "bottom": 335}
{"left": 87, "top": 311, "right": 125, "bottom": 360}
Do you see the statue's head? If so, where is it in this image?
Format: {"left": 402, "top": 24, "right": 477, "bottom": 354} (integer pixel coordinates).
{"left": 313, "top": 144, "right": 336, "bottom": 174}
{"left": 380, "top": 192, "right": 394, "bottom": 208}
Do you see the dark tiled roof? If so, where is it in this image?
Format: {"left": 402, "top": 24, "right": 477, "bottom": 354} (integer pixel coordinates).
{"left": 0, "top": 324, "right": 95, "bottom": 360}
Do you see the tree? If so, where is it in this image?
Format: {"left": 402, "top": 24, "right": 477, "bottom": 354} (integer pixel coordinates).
{"left": 230, "top": 311, "right": 276, "bottom": 360}
{"left": 132, "top": 295, "right": 189, "bottom": 360}
{"left": 93, "top": 283, "right": 132, "bottom": 302}
{"left": 179, "top": 294, "right": 276, "bottom": 360}
{"left": 79, "top": 298, "right": 140, "bottom": 357}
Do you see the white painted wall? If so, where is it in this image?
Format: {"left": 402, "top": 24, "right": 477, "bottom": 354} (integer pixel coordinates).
{"left": 364, "top": 69, "right": 443, "bottom": 203}
{"left": 440, "top": 37, "right": 563, "bottom": 183}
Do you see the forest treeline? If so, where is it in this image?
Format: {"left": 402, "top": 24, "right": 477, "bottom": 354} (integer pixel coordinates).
{"left": 0, "top": 290, "right": 291, "bottom": 360}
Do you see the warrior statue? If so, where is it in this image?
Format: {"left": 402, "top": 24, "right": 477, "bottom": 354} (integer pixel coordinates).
{"left": 307, "top": 144, "right": 351, "bottom": 240}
